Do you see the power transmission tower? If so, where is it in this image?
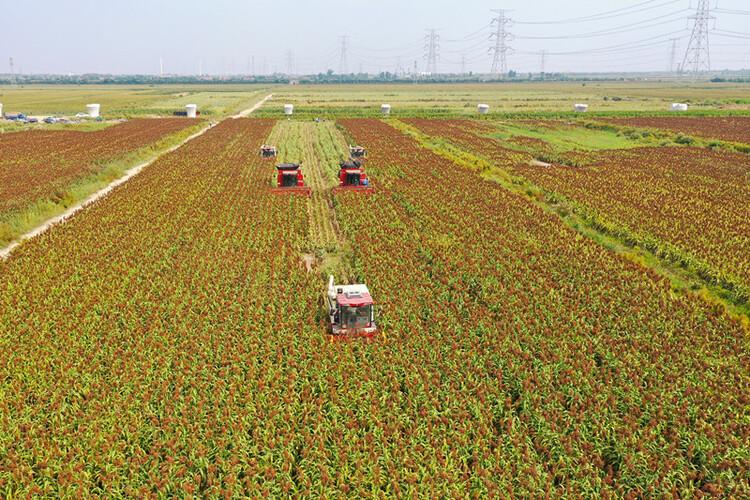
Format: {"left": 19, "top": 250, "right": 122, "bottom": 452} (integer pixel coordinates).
{"left": 461, "top": 53, "right": 467, "bottom": 76}
{"left": 9, "top": 58, "right": 17, "bottom": 86}
{"left": 489, "top": 9, "right": 513, "bottom": 76}
{"left": 540, "top": 50, "right": 548, "bottom": 76}
{"left": 667, "top": 38, "right": 678, "bottom": 73}
{"left": 339, "top": 35, "right": 349, "bottom": 74}
{"left": 286, "top": 51, "right": 294, "bottom": 75}
{"left": 681, "top": 0, "right": 713, "bottom": 79}
{"left": 423, "top": 29, "right": 440, "bottom": 74}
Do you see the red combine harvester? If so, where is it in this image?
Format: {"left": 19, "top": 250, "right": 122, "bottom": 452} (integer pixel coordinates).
{"left": 349, "top": 145, "right": 366, "bottom": 159}
{"left": 272, "top": 163, "right": 311, "bottom": 196}
{"left": 260, "top": 145, "right": 278, "bottom": 158}
{"left": 326, "top": 275, "right": 379, "bottom": 340}
{"left": 334, "top": 160, "right": 374, "bottom": 194}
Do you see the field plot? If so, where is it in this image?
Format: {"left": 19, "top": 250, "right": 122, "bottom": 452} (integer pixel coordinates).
{"left": 258, "top": 81, "right": 750, "bottom": 117}
{"left": 0, "top": 84, "right": 272, "bottom": 117}
{"left": 0, "top": 118, "right": 205, "bottom": 246}
{"left": 404, "top": 118, "right": 750, "bottom": 304}
{"left": 335, "top": 118, "right": 749, "bottom": 496}
{"left": 0, "top": 118, "right": 321, "bottom": 497}
{"left": 2, "top": 113, "right": 749, "bottom": 498}
{"left": 597, "top": 116, "right": 750, "bottom": 145}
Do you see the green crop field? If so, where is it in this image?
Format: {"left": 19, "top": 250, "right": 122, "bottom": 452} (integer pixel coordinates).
{"left": 256, "top": 81, "right": 750, "bottom": 117}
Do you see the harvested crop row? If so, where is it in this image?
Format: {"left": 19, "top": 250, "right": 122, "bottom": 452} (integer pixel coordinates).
{"left": 337, "top": 118, "right": 750, "bottom": 497}
{"left": 0, "top": 118, "right": 203, "bottom": 215}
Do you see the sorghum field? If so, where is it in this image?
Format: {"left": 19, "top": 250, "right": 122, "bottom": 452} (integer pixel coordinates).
{"left": 2, "top": 80, "right": 750, "bottom": 497}
{"left": 403, "top": 117, "right": 750, "bottom": 304}
{"left": 0, "top": 118, "right": 203, "bottom": 217}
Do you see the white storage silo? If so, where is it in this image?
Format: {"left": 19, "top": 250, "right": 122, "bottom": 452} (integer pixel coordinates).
{"left": 284, "top": 104, "right": 294, "bottom": 115}
{"left": 381, "top": 104, "right": 391, "bottom": 115}
{"left": 86, "top": 103, "right": 100, "bottom": 118}
{"left": 574, "top": 103, "right": 589, "bottom": 112}
{"left": 478, "top": 104, "right": 489, "bottom": 114}
{"left": 669, "top": 103, "right": 688, "bottom": 111}
{"left": 0, "top": 103, "right": 3, "bottom": 118}
{"left": 185, "top": 104, "right": 198, "bottom": 118}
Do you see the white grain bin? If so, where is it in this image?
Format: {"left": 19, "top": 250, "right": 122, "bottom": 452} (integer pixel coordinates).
{"left": 185, "top": 104, "right": 198, "bottom": 118}
{"left": 283, "top": 104, "right": 294, "bottom": 115}
{"left": 574, "top": 103, "right": 589, "bottom": 112}
{"left": 478, "top": 104, "right": 490, "bottom": 114}
{"left": 669, "top": 103, "right": 688, "bottom": 111}
{"left": 86, "top": 103, "right": 100, "bottom": 118}
{"left": 381, "top": 104, "right": 391, "bottom": 115}
{"left": 0, "top": 104, "right": 3, "bottom": 118}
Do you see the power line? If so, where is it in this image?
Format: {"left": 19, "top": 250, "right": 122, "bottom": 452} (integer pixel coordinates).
{"left": 489, "top": 9, "right": 513, "bottom": 75}
{"left": 714, "top": 8, "right": 750, "bottom": 16}
{"left": 339, "top": 35, "right": 348, "bottom": 74}
{"left": 667, "top": 38, "right": 679, "bottom": 72}
{"left": 515, "top": 10, "right": 688, "bottom": 40}
{"left": 515, "top": 0, "right": 680, "bottom": 25}
{"left": 517, "top": 30, "right": 686, "bottom": 56}
{"left": 681, "top": 0, "right": 713, "bottom": 79}
{"left": 424, "top": 29, "right": 440, "bottom": 74}
{"left": 286, "top": 50, "right": 294, "bottom": 75}
{"left": 9, "top": 58, "right": 17, "bottom": 86}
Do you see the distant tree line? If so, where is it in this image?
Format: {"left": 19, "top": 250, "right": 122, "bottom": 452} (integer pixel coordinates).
{"left": 0, "top": 71, "right": 748, "bottom": 85}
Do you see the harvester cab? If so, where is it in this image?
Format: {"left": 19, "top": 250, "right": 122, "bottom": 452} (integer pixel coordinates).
{"left": 260, "top": 145, "right": 278, "bottom": 158}
{"left": 272, "top": 163, "right": 311, "bottom": 196}
{"left": 334, "top": 160, "right": 374, "bottom": 194}
{"left": 349, "top": 145, "right": 366, "bottom": 160}
{"left": 326, "top": 275, "right": 379, "bottom": 340}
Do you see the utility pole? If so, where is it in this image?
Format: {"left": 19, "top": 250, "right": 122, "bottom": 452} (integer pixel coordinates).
{"left": 540, "top": 50, "right": 547, "bottom": 77}
{"left": 252, "top": 56, "right": 255, "bottom": 75}
{"left": 159, "top": 56, "right": 164, "bottom": 76}
{"left": 413, "top": 60, "right": 418, "bottom": 84}
{"left": 667, "top": 38, "right": 678, "bottom": 73}
{"left": 489, "top": 9, "right": 513, "bottom": 76}
{"left": 681, "top": 0, "right": 713, "bottom": 79}
{"left": 198, "top": 60, "right": 202, "bottom": 77}
{"left": 9, "top": 58, "right": 17, "bottom": 86}
{"left": 339, "top": 35, "right": 349, "bottom": 74}
{"left": 423, "top": 28, "right": 440, "bottom": 74}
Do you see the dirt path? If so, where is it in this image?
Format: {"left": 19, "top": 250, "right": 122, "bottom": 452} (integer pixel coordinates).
{"left": 0, "top": 122, "right": 217, "bottom": 260}
{"left": 231, "top": 93, "right": 274, "bottom": 118}
{"left": 1, "top": 93, "right": 276, "bottom": 260}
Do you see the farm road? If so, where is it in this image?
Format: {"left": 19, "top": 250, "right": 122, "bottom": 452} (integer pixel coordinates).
{"left": 0, "top": 122, "right": 217, "bottom": 260}
{"left": 1, "top": 92, "right": 274, "bottom": 260}
{"left": 231, "top": 93, "right": 274, "bottom": 118}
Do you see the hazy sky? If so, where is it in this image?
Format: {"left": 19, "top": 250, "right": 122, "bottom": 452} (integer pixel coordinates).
{"left": 4, "top": 0, "right": 749, "bottom": 75}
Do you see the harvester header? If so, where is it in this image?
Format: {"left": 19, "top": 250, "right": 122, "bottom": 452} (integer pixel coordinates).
{"left": 334, "top": 160, "right": 373, "bottom": 194}
{"left": 272, "top": 163, "right": 311, "bottom": 196}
